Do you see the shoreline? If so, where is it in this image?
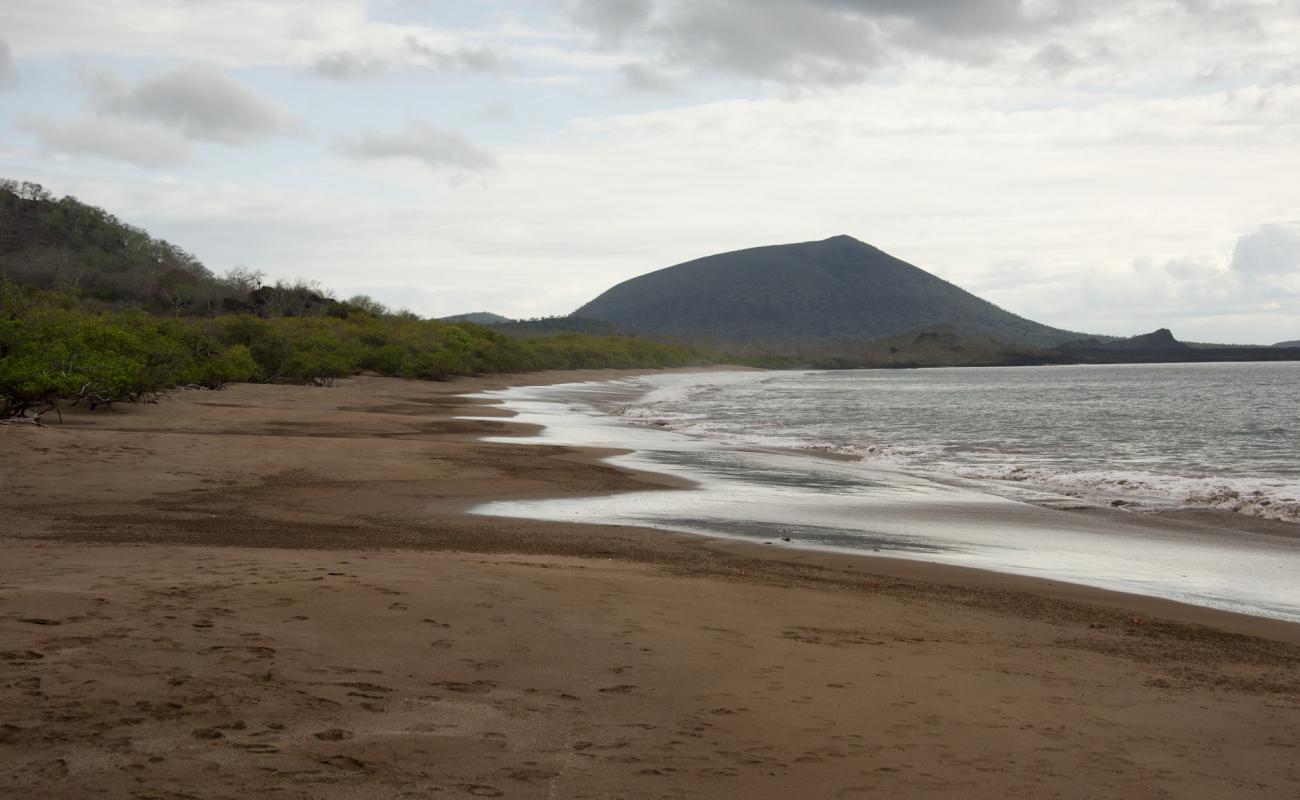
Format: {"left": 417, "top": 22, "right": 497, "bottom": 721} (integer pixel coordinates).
{"left": 3, "top": 370, "right": 1299, "bottom": 798}
{"left": 463, "top": 373, "right": 1300, "bottom": 629}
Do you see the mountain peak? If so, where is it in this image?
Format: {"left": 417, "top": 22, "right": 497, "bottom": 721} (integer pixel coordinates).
{"left": 574, "top": 238, "right": 1078, "bottom": 347}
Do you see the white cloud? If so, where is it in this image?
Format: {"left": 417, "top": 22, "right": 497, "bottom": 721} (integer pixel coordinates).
{"left": 1232, "top": 222, "right": 1300, "bottom": 277}
{"left": 19, "top": 114, "right": 192, "bottom": 167}
{"left": 0, "top": 0, "right": 537, "bottom": 76}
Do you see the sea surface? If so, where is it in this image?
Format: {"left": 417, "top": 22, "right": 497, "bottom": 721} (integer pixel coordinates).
{"left": 467, "top": 362, "right": 1300, "bottom": 622}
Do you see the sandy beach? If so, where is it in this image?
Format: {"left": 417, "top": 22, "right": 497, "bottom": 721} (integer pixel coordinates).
{"left": 2, "top": 371, "right": 1298, "bottom": 799}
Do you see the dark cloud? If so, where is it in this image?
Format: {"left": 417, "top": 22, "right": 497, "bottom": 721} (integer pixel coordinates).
{"left": 88, "top": 66, "right": 302, "bottom": 144}
{"left": 0, "top": 39, "right": 17, "bottom": 89}
{"left": 618, "top": 62, "right": 682, "bottom": 93}
{"left": 572, "top": 0, "right": 654, "bottom": 45}
{"left": 312, "top": 38, "right": 513, "bottom": 81}
{"left": 657, "top": 0, "right": 886, "bottom": 85}
{"left": 820, "top": 0, "right": 1083, "bottom": 38}
{"left": 313, "top": 51, "right": 387, "bottom": 81}
{"left": 332, "top": 119, "right": 497, "bottom": 173}
{"left": 1031, "top": 42, "right": 1084, "bottom": 77}
{"left": 405, "top": 37, "right": 514, "bottom": 73}
{"left": 19, "top": 114, "right": 192, "bottom": 167}
{"left": 1231, "top": 223, "right": 1300, "bottom": 277}
{"left": 572, "top": 0, "right": 1089, "bottom": 85}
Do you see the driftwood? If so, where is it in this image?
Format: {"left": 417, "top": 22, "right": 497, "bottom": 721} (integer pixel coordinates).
{"left": 0, "top": 400, "right": 60, "bottom": 426}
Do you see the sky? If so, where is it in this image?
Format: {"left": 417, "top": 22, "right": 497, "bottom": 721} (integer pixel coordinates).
{"left": 1, "top": 0, "right": 1298, "bottom": 344}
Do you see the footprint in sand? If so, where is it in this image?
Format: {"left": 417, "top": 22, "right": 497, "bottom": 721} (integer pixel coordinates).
{"left": 192, "top": 727, "right": 225, "bottom": 740}
{"left": 431, "top": 680, "right": 497, "bottom": 694}
{"left": 509, "top": 768, "right": 559, "bottom": 782}
{"left": 1, "top": 650, "right": 44, "bottom": 662}
{"left": 320, "top": 755, "right": 372, "bottom": 773}
{"left": 313, "top": 728, "right": 353, "bottom": 741}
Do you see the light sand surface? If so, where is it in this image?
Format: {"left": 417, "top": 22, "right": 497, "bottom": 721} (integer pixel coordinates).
{"left": 2, "top": 372, "right": 1298, "bottom": 799}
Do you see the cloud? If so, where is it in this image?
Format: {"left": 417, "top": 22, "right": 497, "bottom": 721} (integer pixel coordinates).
{"left": 973, "top": 221, "right": 1300, "bottom": 342}
{"left": 312, "top": 36, "right": 514, "bottom": 81}
{"left": 572, "top": 0, "right": 655, "bottom": 45}
{"left": 312, "top": 51, "right": 387, "bottom": 81}
{"left": 0, "top": 39, "right": 17, "bottom": 89}
{"left": 331, "top": 119, "right": 496, "bottom": 172}
{"left": 476, "top": 100, "right": 513, "bottom": 121}
{"left": 570, "top": 0, "right": 1089, "bottom": 86}
{"left": 1031, "top": 42, "right": 1084, "bottom": 77}
{"left": 1231, "top": 222, "right": 1300, "bottom": 277}
{"left": 88, "top": 65, "right": 302, "bottom": 145}
{"left": 618, "top": 62, "right": 682, "bottom": 94}
{"left": 405, "top": 37, "right": 512, "bottom": 73}
{"left": 19, "top": 114, "right": 192, "bottom": 167}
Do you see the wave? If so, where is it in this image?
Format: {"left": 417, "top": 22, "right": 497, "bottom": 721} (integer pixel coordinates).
{"left": 609, "top": 374, "right": 1300, "bottom": 524}
{"left": 939, "top": 465, "right": 1300, "bottom": 524}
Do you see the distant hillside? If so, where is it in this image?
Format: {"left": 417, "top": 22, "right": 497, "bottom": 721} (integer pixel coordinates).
{"left": 0, "top": 178, "right": 225, "bottom": 312}
{"left": 574, "top": 235, "right": 1083, "bottom": 347}
{"left": 439, "top": 312, "right": 514, "bottom": 325}
{"left": 1061, "top": 329, "right": 1300, "bottom": 365}
{"left": 1275, "top": 340, "right": 1300, "bottom": 348}
{"left": 1, "top": 179, "right": 385, "bottom": 318}
{"left": 1061, "top": 328, "right": 1189, "bottom": 351}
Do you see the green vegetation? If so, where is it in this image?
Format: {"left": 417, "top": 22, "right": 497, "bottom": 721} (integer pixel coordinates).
{"left": 710, "top": 325, "right": 1064, "bottom": 371}
{"left": 0, "top": 180, "right": 715, "bottom": 421}
{"left": 0, "top": 282, "right": 258, "bottom": 419}
{"left": 494, "top": 316, "right": 621, "bottom": 337}
{"left": 0, "top": 280, "right": 711, "bottom": 421}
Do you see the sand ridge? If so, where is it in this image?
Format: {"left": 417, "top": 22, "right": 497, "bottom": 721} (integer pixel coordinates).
{"left": 2, "top": 371, "right": 1298, "bottom": 798}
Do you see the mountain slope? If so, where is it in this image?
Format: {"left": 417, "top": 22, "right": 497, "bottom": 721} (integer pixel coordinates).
{"left": 574, "top": 235, "right": 1081, "bottom": 346}
{"left": 0, "top": 179, "right": 219, "bottom": 309}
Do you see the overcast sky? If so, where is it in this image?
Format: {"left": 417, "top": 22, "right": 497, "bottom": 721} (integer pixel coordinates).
{"left": 2, "top": 0, "right": 1298, "bottom": 343}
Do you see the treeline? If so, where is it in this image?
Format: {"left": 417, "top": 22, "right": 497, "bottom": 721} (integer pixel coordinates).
{"left": 0, "top": 282, "right": 712, "bottom": 421}
{"left": 0, "top": 179, "right": 400, "bottom": 318}
{"left": 0, "top": 179, "right": 721, "bottom": 420}
{"left": 676, "top": 325, "right": 1065, "bottom": 370}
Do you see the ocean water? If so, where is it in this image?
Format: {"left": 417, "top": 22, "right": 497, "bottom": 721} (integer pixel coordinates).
{"left": 615, "top": 362, "right": 1300, "bottom": 523}
{"left": 466, "top": 363, "right": 1300, "bottom": 621}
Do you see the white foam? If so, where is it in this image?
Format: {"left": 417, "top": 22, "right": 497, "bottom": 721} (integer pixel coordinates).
{"left": 606, "top": 370, "right": 1300, "bottom": 525}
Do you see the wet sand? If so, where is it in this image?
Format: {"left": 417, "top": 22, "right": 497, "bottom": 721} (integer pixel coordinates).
{"left": 2, "top": 372, "right": 1298, "bottom": 799}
